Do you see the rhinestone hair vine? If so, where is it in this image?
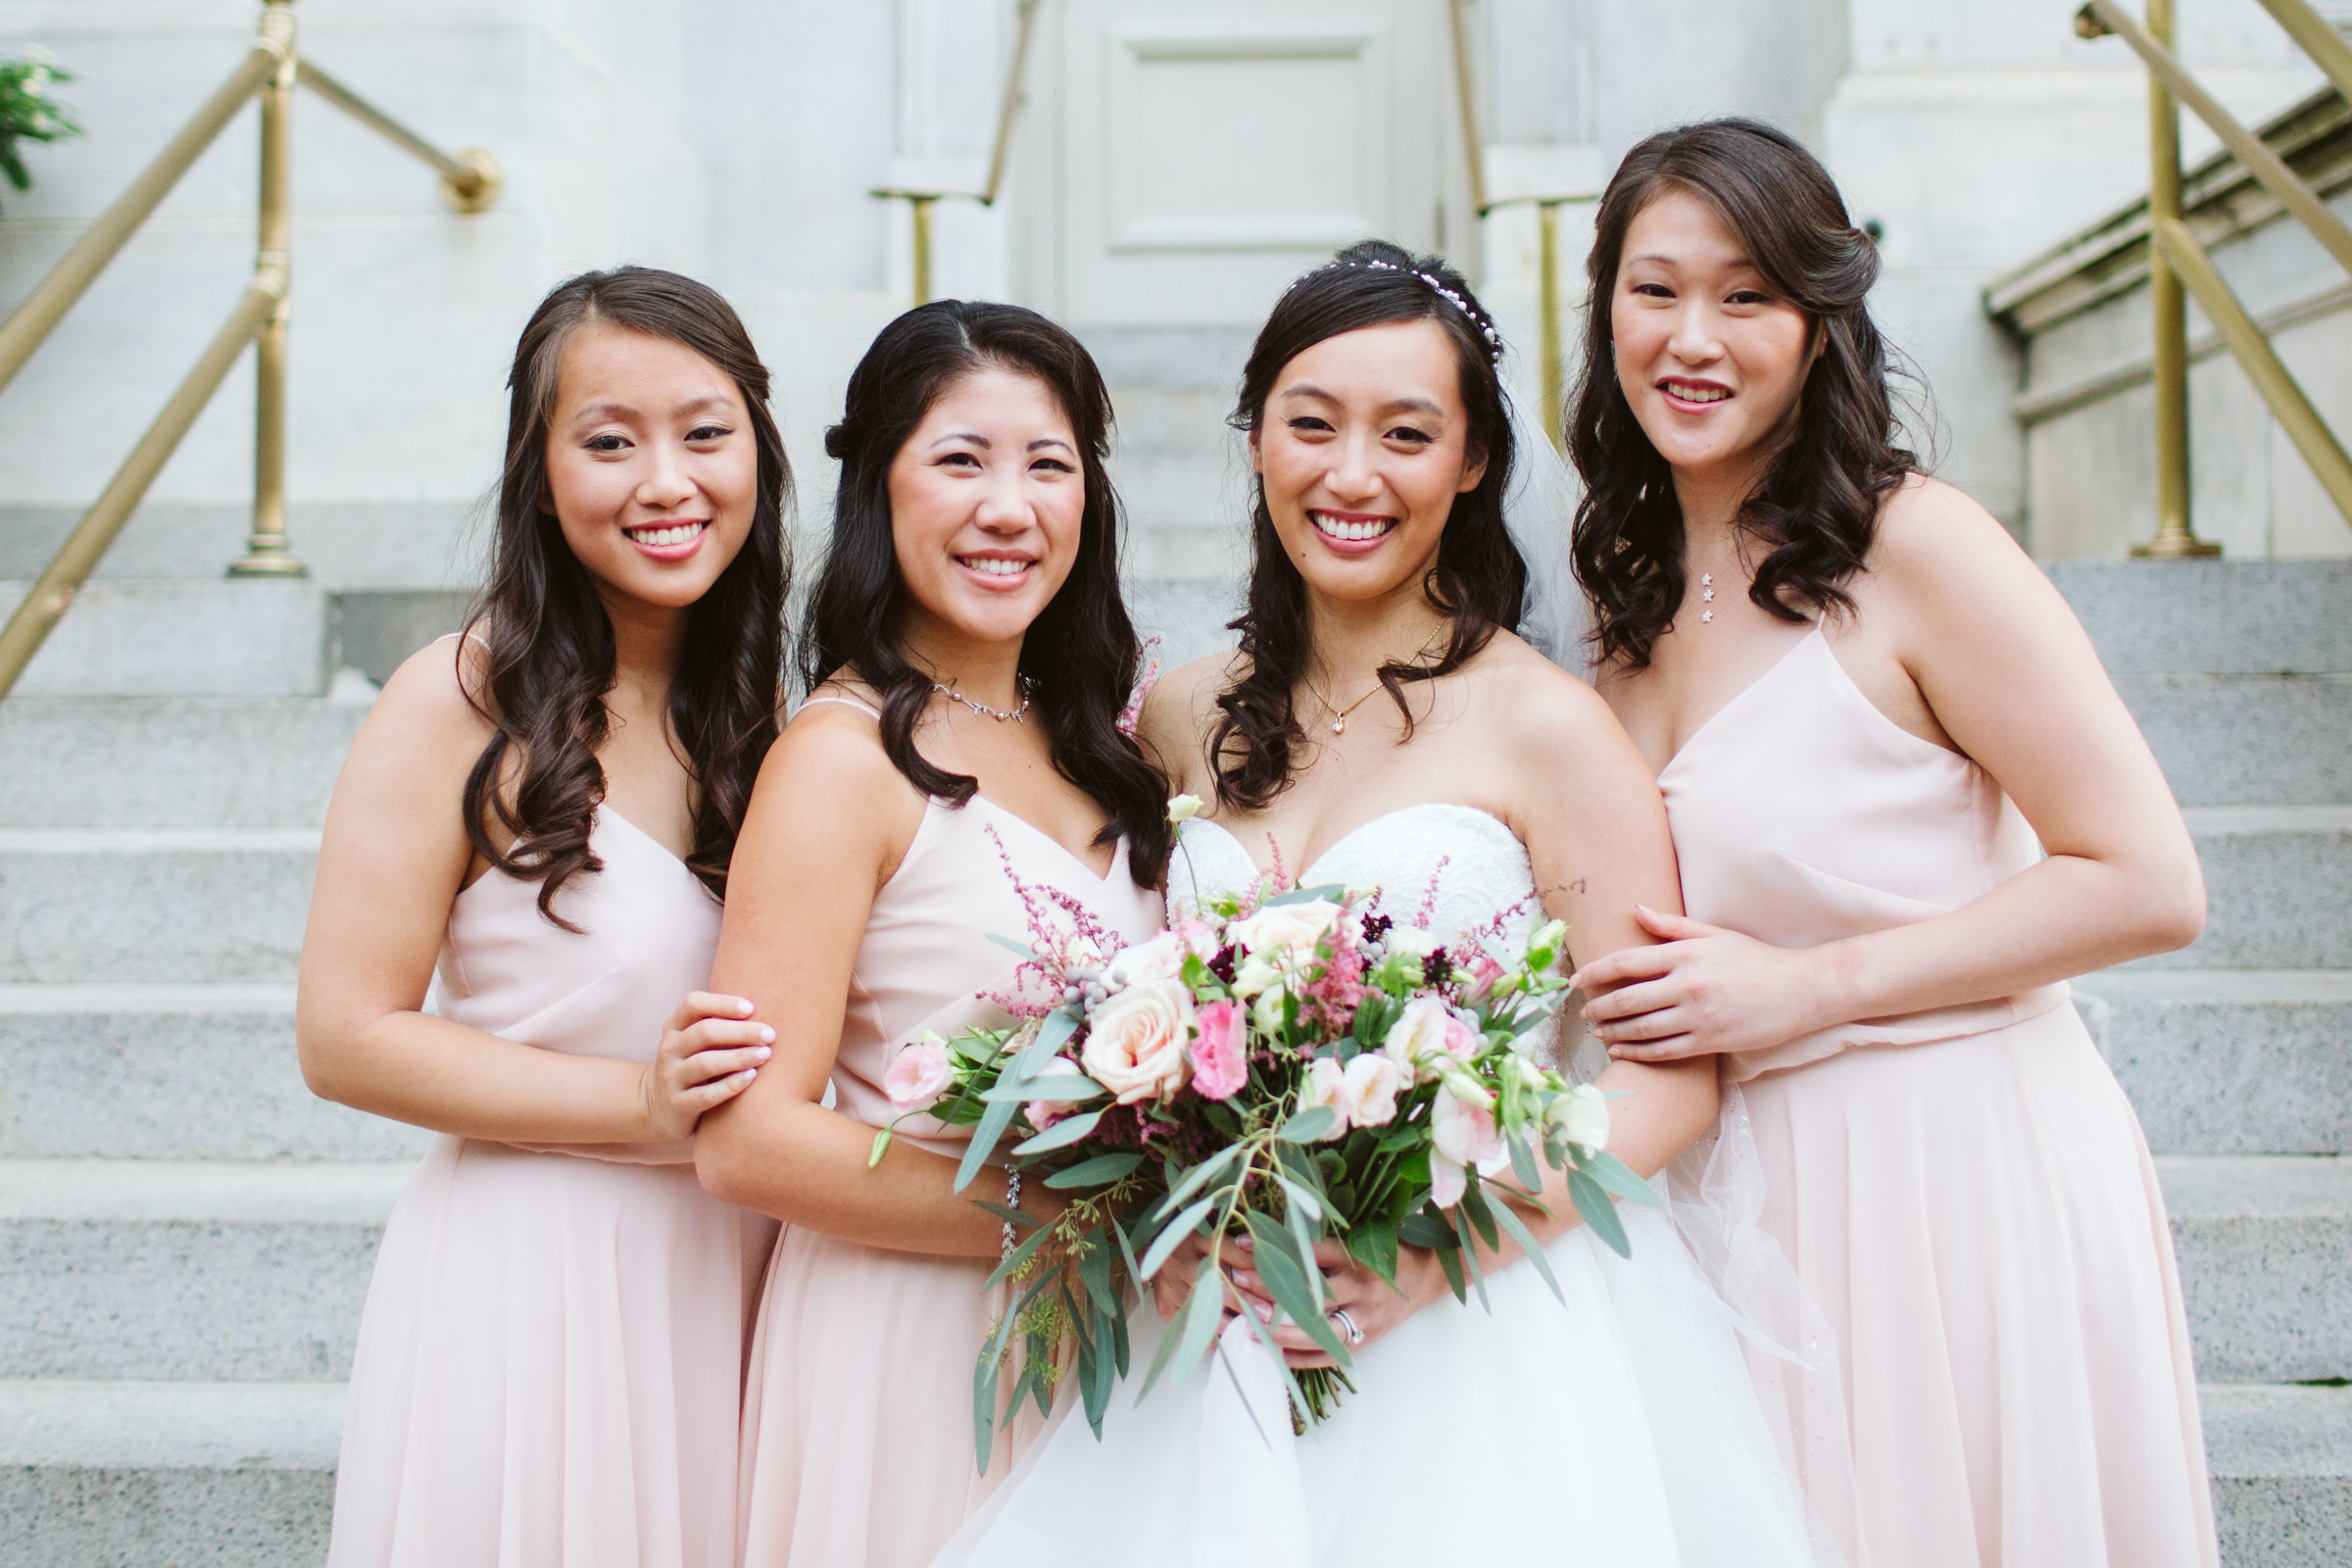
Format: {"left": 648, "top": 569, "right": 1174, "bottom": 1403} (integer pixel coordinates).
{"left": 1324, "top": 257, "right": 1503, "bottom": 352}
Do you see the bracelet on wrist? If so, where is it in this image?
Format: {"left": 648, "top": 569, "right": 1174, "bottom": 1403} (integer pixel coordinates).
{"left": 1001, "top": 1166, "right": 1023, "bottom": 1263}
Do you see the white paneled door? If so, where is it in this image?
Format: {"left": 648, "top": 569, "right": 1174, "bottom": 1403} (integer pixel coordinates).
{"left": 1045, "top": 0, "right": 1457, "bottom": 327}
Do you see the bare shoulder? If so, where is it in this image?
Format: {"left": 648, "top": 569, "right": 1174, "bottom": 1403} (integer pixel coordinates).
{"left": 1467, "top": 631, "right": 1632, "bottom": 765}
{"left": 1863, "top": 472, "right": 2075, "bottom": 637}
{"left": 353, "top": 635, "right": 497, "bottom": 778}
{"left": 1137, "top": 650, "right": 1242, "bottom": 782}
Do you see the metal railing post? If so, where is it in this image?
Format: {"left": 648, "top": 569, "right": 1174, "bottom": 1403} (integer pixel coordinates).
{"left": 232, "top": 0, "right": 304, "bottom": 578}
{"left": 910, "top": 194, "right": 937, "bottom": 307}
{"left": 2137, "top": 0, "right": 2218, "bottom": 557}
{"left": 1537, "top": 199, "right": 1565, "bottom": 453}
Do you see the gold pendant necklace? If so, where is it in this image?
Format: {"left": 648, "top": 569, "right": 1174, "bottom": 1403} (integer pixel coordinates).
{"left": 1304, "top": 620, "right": 1449, "bottom": 736}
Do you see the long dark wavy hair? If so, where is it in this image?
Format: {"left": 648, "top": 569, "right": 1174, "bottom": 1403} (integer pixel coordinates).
{"left": 800, "top": 300, "right": 1172, "bottom": 886}
{"left": 461, "top": 267, "right": 792, "bottom": 924}
{"left": 1568, "top": 118, "right": 1916, "bottom": 670}
{"left": 1208, "top": 238, "right": 1524, "bottom": 811}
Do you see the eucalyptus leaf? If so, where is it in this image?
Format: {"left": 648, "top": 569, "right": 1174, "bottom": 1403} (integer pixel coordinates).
{"left": 1016, "top": 1008, "right": 1081, "bottom": 1078}
{"left": 1246, "top": 1213, "right": 1349, "bottom": 1363}
{"left": 1484, "top": 1191, "right": 1565, "bottom": 1304}
{"left": 1011, "top": 1109, "right": 1104, "bottom": 1155}
{"left": 1569, "top": 1168, "right": 1633, "bottom": 1258}
{"left": 1398, "top": 1210, "right": 1457, "bottom": 1250}
{"left": 1152, "top": 1145, "right": 1244, "bottom": 1221}
{"left": 1140, "top": 1252, "right": 1227, "bottom": 1400}
{"left": 1278, "top": 1104, "right": 1337, "bottom": 1144}
{"left": 1271, "top": 1172, "right": 1324, "bottom": 1225}
{"left": 1079, "top": 1238, "right": 1118, "bottom": 1317}
{"left": 1046, "top": 1152, "right": 1146, "bottom": 1190}
{"left": 1450, "top": 1205, "right": 1492, "bottom": 1310}
{"left": 1261, "top": 883, "right": 1347, "bottom": 907}
{"left": 1506, "top": 1128, "right": 1543, "bottom": 1191}
{"left": 954, "top": 1096, "right": 1020, "bottom": 1193}
{"left": 1459, "top": 1181, "right": 1503, "bottom": 1252}
{"left": 1581, "top": 1150, "right": 1664, "bottom": 1206}
{"left": 980, "top": 1071, "right": 1106, "bottom": 1102}
{"left": 982, "top": 1216, "right": 1058, "bottom": 1291}
{"left": 1347, "top": 1218, "right": 1400, "bottom": 1287}
{"left": 987, "top": 933, "right": 1040, "bottom": 961}
{"left": 1138, "top": 1196, "right": 1218, "bottom": 1280}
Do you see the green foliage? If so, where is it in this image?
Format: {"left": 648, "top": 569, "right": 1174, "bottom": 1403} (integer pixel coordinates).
{"left": 0, "top": 55, "right": 81, "bottom": 206}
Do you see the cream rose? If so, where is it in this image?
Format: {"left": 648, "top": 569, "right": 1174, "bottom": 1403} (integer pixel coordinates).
{"left": 1080, "top": 978, "right": 1195, "bottom": 1104}
{"left": 1228, "top": 899, "right": 1343, "bottom": 971}
{"left": 1102, "top": 932, "right": 1188, "bottom": 991}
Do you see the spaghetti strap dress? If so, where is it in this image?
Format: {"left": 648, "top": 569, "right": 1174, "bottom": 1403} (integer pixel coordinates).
{"left": 735, "top": 696, "right": 1164, "bottom": 1568}
{"left": 327, "top": 804, "right": 780, "bottom": 1568}
{"left": 1659, "top": 625, "right": 2218, "bottom": 1568}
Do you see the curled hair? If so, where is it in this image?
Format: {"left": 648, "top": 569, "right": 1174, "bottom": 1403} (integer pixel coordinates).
{"left": 1568, "top": 118, "right": 1915, "bottom": 670}
{"left": 462, "top": 267, "right": 792, "bottom": 925}
{"left": 1211, "top": 239, "right": 1524, "bottom": 811}
{"left": 801, "top": 300, "right": 1172, "bottom": 885}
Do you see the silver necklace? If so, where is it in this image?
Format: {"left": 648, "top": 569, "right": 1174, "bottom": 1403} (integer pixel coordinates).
{"left": 1699, "top": 572, "right": 1719, "bottom": 623}
{"left": 933, "top": 678, "right": 1032, "bottom": 723}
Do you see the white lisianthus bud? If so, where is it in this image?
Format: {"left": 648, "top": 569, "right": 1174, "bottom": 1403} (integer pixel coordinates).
{"left": 1513, "top": 1054, "right": 1549, "bottom": 1093}
{"left": 1548, "top": 1083, "right": 1611, "bottom": 1153}
{"left": 1167, "top": 793, "right": 1202, "bottom": 824}
{"left": 1385, "top": 925, "right": 1442, "bottom": 959}
{"left": 1228, "top": 900, "right": 1344, "bottom": 969}
{"left": 1231, "top": 956, "right": 1281, "bottom": 999}
{"left": 1250, "top": 984, "right": 1289, "bottom": 1037}
{"left": 1529, "top": 918, "right": 1568, "bottom": 958}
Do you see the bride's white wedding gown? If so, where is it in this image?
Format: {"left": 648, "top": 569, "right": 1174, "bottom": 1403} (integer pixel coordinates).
{"left": 935, "top": 803, "right": 1823, "bottom": 1568}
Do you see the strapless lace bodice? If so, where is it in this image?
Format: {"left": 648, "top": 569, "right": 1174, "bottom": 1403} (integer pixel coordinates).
{"left": 1170, "top": 802, "right": 1541, "bottom": 957}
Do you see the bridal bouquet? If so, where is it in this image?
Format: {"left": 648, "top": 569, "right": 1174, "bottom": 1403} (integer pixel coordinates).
{"left": 870, "top": 799, "right": 1660, "bottom": 1465}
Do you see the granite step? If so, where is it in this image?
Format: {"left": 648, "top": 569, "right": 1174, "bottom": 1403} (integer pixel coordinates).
{"left": 0, "top": 830, "right": 318, "bottom": 985}
{"left": 0, "top": 696, "right": 369, "bottom": 831}
{"left": 0, "top": 1160, "right": 408, "bottom": 1382}
{"left": 0, "top": 986, "right": 430, "bottom": 1162}
{"left": 2078, "top": 971, "right": 2352, "bottom": 1155}
{"left": 2158, "top": 1155, "right": 2352, "bottom": 1385}
{"left": 2135, "top": 808, "right": 2352, "bottom": 972}
{"left": 2114, "top": 673, "right": 2352, "bottom": 808}
{"left": 2205, "top": 1382, "right": 2352, "bottom": 1568}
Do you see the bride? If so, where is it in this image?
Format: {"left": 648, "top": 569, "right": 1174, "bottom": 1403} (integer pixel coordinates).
{"left": 936, "top": 241, "right": 1828, "bottom": 1567}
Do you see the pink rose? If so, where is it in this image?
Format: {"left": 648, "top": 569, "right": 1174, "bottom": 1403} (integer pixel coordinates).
{"left": 884, "top": 1033, "right": 953, "bottom": 1110}
{"left": 1023, "top": 1055, "right": 1090, "bottom": 1130}
{"left": 1429, "top": 1083, "right": 1510, "bottom": 1208}
{"left": 1188, "top": 1000, "right": 1248, "bottom": 1101}
{"left": 1171, "top": 919, "right": 1221, "bottom": 962}
{"left": 1080, "top": 979, "right": 1195, "bottom": 1104}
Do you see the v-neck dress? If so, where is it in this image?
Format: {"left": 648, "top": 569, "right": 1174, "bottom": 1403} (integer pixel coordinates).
{"left": 329, "top": 806, "right": 780, "bottom": 1568}
{"left": 735, "top": 698, "right": 1164, "bottom": 1568}
{"left": 1659, "top": 626, "right": 2217, "bottom": 1568}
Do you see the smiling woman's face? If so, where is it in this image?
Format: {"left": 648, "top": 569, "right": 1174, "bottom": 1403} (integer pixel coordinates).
{"left": 1250, "top": 318, "right": 1485, "bottom": 611}
{"left": 1610, "top": 188, "right": 1817, "bottom": 485}
{"left": 542, "top": 321, "right": 759, "bottom": 615}
{"left": 887, "top": 364, "right": 1086, "bottom": 655}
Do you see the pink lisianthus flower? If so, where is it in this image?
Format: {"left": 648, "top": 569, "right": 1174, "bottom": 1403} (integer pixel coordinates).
{"left": 1188, "top": 1000, "right": 1248, "bottom": 1101}
{"left": 1023, "top": 1054, "right": 1091, "bottom": 1130}
{"left": 1459, "top": 954, "right": 1508, "bottom": 1004}
{"left": 1429, "top": 1083, "right": 1511, "bottom": 1207}
{"left": 1170, "top": 919, "right": 1221, "bottom": 963}
{"left": 884, "top": 1032, "right": 954, "bottom": 1110}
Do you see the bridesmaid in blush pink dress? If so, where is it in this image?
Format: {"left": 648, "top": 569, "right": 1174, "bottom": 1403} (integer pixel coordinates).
{"left": 696, "top": 301, "right": 1173, "bottom": 1568}
{"left": 1563, "top": 123, "right": 2219, "bottom": 1568}
{"left": 299, "top": 268, "right": 793, "bottom": 1566}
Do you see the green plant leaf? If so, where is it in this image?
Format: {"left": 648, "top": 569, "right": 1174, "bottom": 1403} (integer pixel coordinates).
{"left": 1484, "top": 1192, "right": 1565, "bottom": 1304}
{"left": 1434, "top": 1240, "right": 1467, "bottom": 1300}
{"left": 1459, "top": 1181, "right": 1503, "bottom": 1252}
{"left": 1246, "top": 1213, "right": 1350, "bottom": 1364}
{"left": 1506, "top": 1128, "right": 1542, "bottom": 1191}
{"left": 1346, "top": 1218, "right": 1399, "bottom": 1287}
{"left": 1046, "top": 1152, "right": 1145, "bottom": 1190}
{"left": 982, "top": 1215, "right": 1059, "bottom": 1291}
{"left": 980, "top": 1070, "right": 1105, "bottom": 1102}
{"left": 1140, "top": 1251, "right": 1225, "bottom": 1400}
{"left": 1015, "top": 1008, "right": 1081, "bottom": 1078}
{"left": 1397, "top": 1210, "right": 1457, "bottom": 1250}
{"left": 954, "top": 1096, "right": 1020, "bottom": 1193}
{"left": 1138, "top": 1195, "right": 1217, "bottom": 1280}
{"left": 1581, "top": 1150, "right": 1664, "bottom": 1206}
{"left": 1277, "top": 1104, "right": 1337, "bottom": 1144}
{"left": 987, "top": 933, "right": 1040, "bottom": 960}
{"left": 1271, "top": 1172, "right": 1324, "bottom": 1226}
{"left": 1011, "top": 1109, "right": 1103, "bottom": 1155}
{"left": 1261, "top": 882, "right": 1347, "bottom": 906}
{"left": 1450, "top": 1205, "right": 1492, "bottom": 1310}
{"left": 1151, "top": 1144, "right": 1244, "bottom": 1222}
{"left": 1569, "top": 1168, "right": 1633, "bottom": 1258}
{"left": 1078, "top": 1235, "right": 1118, "bottom": 1317}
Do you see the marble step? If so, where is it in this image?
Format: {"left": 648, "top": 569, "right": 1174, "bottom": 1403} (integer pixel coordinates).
{"left": 0, "top": 1159, "right": 407, "bottom": 1381}
{"left": 0, "top": 986, "right": 429, "bottom": 1162}
{"left": 2078, "top": 971, "right": 2352, "bottom": 1155}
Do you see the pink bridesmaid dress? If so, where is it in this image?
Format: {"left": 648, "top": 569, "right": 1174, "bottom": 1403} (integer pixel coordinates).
{"left": 1660, "top": 625, "right": 2218, "bottom": 1568}
{"left": 328, "top": 806, "right": 780, "bottom": 1568}
{"left": 735, "top": 698, "right": 1162, "bottom": 1568}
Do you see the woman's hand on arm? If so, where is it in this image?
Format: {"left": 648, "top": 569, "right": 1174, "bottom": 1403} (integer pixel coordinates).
{"left": 295, "top": 645, "right": 764, "bottom": 1143}
{"left": 1589, "top": 479, "right": 2204, "bottom": 1063}
{"left": 692, "top": 708, "right": 1051, "bottom": 1258}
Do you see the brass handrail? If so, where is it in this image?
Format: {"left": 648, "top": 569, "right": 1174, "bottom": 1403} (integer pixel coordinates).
{"left": 0, "top": 0, "right": 498, "bottom": 702}
{"left": 875, "top": 0, "right": 1045, "bottom": 306}
{"left": 2077, "top": 0, "right": 2352, "bottom": 550}
{"left": 1446, "top": 0, "right": 1595, "bottom": 453}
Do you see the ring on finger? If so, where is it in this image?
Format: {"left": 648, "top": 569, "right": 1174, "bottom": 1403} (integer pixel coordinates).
{"left": 1329, "top": 1306, "right": 1366, "bottom": 1347}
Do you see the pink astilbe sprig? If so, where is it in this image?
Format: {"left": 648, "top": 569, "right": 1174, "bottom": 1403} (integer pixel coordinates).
{"left": 977, "top": 824, "right": 1125, "bottom": 1020}
{"left": 1411, "top": 856, "right": 1454, "bottom": 934}
{"left": 1302, "top": 900, "right": 1369, "bottom": 1033}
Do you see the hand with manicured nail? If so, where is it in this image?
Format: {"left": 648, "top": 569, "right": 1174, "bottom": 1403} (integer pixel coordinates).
{"left": 1568, "top": 904, "right": 1835, "bottom": 1062}
{"left": 641, "top": 991, "right": 775, "bottom": 1140}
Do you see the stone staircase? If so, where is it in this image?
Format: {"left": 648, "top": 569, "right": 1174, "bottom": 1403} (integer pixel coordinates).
{"left": 1, "top": 552, "right": 2346, "bottom": 1562}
